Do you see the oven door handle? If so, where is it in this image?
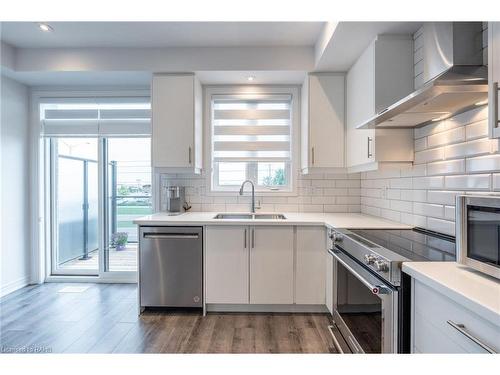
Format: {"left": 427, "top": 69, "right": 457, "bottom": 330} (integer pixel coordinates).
{"left": 332, "top": 248, "right": 392, "bottom": 295}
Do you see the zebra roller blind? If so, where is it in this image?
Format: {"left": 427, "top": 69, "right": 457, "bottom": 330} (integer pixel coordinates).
{"left": 212, "top": 94, "right": 292, "bottom": 163}
{"left": 40, "top": 97, "right": 151, "bottom": 136}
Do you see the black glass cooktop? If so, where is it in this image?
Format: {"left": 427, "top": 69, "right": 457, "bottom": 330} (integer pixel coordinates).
{"left": 349, "top": 228, "right": 456, "bottom": 262}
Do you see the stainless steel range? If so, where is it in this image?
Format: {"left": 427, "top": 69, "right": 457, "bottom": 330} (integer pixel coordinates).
{"left": 327, "top": 227, "right": 455, "bottom": 354}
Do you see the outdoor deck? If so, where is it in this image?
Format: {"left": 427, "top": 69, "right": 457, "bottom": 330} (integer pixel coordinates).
{"left": 59, "top": 244, "right": 137, "bottom": 272}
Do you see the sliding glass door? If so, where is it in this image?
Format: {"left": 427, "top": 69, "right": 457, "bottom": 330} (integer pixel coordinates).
{"left": 48, "top": 137, "right": 151, "bottom": 278}
{"left": 50, "top": 138, "right": 99, "bottom": 275}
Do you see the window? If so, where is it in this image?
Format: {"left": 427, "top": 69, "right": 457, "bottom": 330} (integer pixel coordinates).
{"left": 210, "top": 93, "right": 294, "bottom": 192}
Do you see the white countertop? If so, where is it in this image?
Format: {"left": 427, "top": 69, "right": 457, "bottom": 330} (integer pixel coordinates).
{"left": 403, "top": 262, "right": 500, "bottom": 326}
{"left": 133, "top": 211, "right": 412, "bottom": 229}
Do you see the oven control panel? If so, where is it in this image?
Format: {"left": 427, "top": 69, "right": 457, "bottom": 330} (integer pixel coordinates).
{"left": 363, "top": 253, "right": 389, "bottom": 272}
{"left": 329, "top": 228, "right": 399, "bottom": 285}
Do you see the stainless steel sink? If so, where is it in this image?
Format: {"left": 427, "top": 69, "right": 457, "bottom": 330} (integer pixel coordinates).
{"left": 213, "top": 213, "right": 254, "bottom": 219}
{"left": 213, "top": 213, "right": 286, "bottom": 220}
{"left": 253, "top": 214, "right": 286, "bottom": 220}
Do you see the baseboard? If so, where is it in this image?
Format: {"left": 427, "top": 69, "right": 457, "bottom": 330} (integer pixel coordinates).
{"left": 206, "top": 303, "right": 328, "bottom": 313}
{"left": 45, "top": 275, "right": 137, "bottom": 283}
{"left": 0, "top": 275, "right": 30, "bottom": 298}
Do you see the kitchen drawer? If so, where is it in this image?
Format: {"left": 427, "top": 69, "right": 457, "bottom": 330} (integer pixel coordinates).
{"left": 414, "top": 311, "right": 469, "bottom": 353}
{"left": 413, "top": 280, "right": 500, "bottom": 353}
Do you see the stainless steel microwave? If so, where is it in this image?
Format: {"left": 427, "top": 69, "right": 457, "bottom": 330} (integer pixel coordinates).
{"left": 456, "top": 195, "right": 500, "bottom": 279}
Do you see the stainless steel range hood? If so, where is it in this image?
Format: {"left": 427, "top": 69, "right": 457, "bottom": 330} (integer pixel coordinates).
{"left": 358, "top": 22, "right": 488, "bottom": 129}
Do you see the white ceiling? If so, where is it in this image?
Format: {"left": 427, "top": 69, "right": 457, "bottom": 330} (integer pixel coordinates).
{"left": 196, "top": 71, "right": 306, "bottom": 85}
{"left": 1, "top": 21, "right": 426, "bottom": 86}
{"left": 315, "top": 21, "right": 423, "bottom": 71}
{"left": 2, "top": 70, "right": 307, "bottom": 87}
{"left": 0, "top": 22, "right": 325, "bottom": 48}
{"left": 1, "top": 70, "right": 153, "bottom": 87}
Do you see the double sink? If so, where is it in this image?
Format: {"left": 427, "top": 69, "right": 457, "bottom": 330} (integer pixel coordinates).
{"left": 213, "top": 213, "right": 287, "bottom": 220}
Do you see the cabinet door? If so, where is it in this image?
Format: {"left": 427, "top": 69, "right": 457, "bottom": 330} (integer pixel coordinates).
{"left": 346, "top": 44, "right": 376, "bottom": 167}
{"left": 295, "top": 226, "right": 326, "bottom": 304}
{"left": 152, "top": 74, "right": 194, "bottom": 168}
{"left": 489, "top": 22, "right": 500, "bottom": 138}
{"left": 309, "top": 74, "right": 345, "bottom": 168}
{"left": 205, "top": 226, "right": 249, "bottom": 304}
{"left": 249, "top": 226, "right": 294, "bottom": 304}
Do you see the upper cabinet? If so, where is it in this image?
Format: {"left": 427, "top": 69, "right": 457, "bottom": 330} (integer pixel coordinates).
{"left": 301, "top": 73, "right": 345, "bottom": 172}
{"left": 346, "top": 35, "right": 415, "bottom": 172}
{"left": 152, "top": 73, "right": 202, "bottom": 173}
{"left": 489, "top": 22, "right": 500, "bottom": 139}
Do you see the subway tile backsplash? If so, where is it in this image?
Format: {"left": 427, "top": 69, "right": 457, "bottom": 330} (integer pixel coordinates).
{"left": 360, "top": 106, "right": 500, "bottom": 236}
{"left": 159, "top": 172, "right": 362, "bottom": 214}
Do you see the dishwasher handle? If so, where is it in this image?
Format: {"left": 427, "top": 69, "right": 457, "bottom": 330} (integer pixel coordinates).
{"left": 142, "top": 233, "right": 199, "bottom": 239}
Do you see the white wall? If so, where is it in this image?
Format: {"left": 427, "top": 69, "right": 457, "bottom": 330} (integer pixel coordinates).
{"left": 1, "top": 74, "right": 31, "bottom": 297}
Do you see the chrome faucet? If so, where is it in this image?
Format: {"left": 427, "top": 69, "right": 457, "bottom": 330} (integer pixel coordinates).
{"left": 239, "top": 180, "right": 256, "bottom": 213}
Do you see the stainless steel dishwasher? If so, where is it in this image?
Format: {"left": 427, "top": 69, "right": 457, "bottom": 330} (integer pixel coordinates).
{"left": 139, "top": 226, "right": 202, "bottom": 309}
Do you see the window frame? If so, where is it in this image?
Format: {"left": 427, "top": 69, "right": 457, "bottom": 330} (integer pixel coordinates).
{"left": 204, "top": 85, "right": 299, "bottom": 196}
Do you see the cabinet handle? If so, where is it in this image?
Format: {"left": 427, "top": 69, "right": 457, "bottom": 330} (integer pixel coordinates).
{"left": 251, "top": 228, "right": 255, "bottom": 248}
{"left": 493, "top": 82, "right": 499, "bottom": 130}
{"left": 446, "top": 320, "right": 497, "bottom": 353}
{"left": 188, "top": 147, "right": 192, "bottom": 165}
{"left": 312, "top": 147, "right": 315, "bottom": 165}
{"left": 244, "top": 228, "right": 247, "bottom": 248}
{"left": 367, "top": 137, "right": 373, "bottom": 158}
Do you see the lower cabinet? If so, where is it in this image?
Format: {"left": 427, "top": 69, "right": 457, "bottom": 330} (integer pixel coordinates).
{"left": 295, "top": 226, "right": 326, "bottom": 304}
{"left": 249, "top": 226, "right": 294, "bottom": 304}
{"left": 411, "top": 279, "right": 500, "bottom": 353}
{"left": 205, "top": 225, "right": 327, "bottom": 307}
{"left": 205, "top": 226, "right": 248, "bottom": 304}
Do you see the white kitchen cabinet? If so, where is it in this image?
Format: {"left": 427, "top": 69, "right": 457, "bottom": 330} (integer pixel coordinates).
{"left": 152, "top": 73, "right": 202, "bottom": 172}
{"left": 346, "top": 35, "right": 414, "bottom": 172}
{"left": 205, "top": 226, "right": 249, "bottom": 304}
{"left": 295, "top": 226, "right": 326, "bottom": 305}
{"left": 301, "top": 73, "right": 345, "bottom": 172}
{"left": 411, "top": 279, "right": 500, "bottom": 353}
{"left": 488, "top": 22, "right": 500, "bottom": 138}
{"left": 249, "top": 226, "right": 294, "bottom": 304}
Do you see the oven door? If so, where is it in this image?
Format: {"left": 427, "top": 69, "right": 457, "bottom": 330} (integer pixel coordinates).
{"left": 331, "top": 247, "right": 398, "bottom": 354}
{"left": 457, "top": 195, "right": 500, "bottom": 279}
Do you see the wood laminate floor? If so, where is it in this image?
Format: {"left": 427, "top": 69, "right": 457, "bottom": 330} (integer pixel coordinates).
{"left": 0, "top": 283, "right": 337, "bottom": 354}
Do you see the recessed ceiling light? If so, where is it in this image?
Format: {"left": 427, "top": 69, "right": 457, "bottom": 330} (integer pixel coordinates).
{"left": 247, "top": 76, "right": 255, "bottom": 82}
{"left": 475, "top": 99, "right": 488, "bottom": 106}
{"left": 38, "top": 23, "right": 53, "bottom": 32}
